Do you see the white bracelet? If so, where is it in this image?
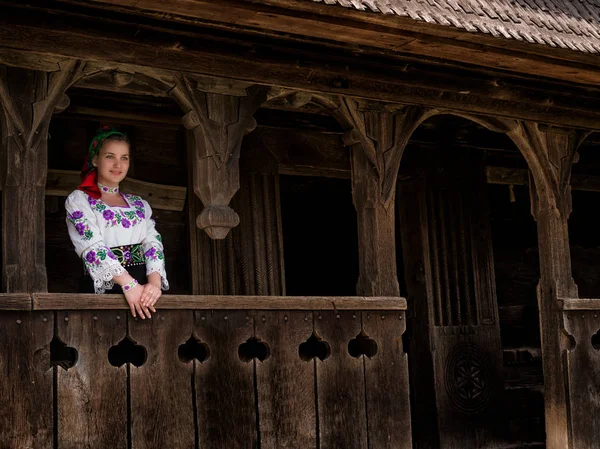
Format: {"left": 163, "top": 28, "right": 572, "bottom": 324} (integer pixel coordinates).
{"left": 122, "top": 279, "right": 139, "bottom": 292}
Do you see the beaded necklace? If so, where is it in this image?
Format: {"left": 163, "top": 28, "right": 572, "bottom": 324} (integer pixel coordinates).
{"left": 97, "top": 182, "right": 119, "bottom": 195}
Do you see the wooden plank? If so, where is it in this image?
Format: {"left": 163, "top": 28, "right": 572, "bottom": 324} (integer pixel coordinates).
{"left": 0, "top": 293, "right": 32, "bottom": 310}
{"left": 256, "top": 311, "right": 317, "bottom": 449}
{"left": 33, "top": 293, "right": 408, "bottom": 310}
{"left": 129, "top": 310, "right": 195, "bottom": 449}
{"left": 362, "top": 310, "right": 412, "bottom": 449}
{"left": 315, "top": 310, "right": 367, "bottom": 449}
{"left": 56, "top": 310, "right": 127, "bottom": 449}
{"left": 0, "top": 311, "right": 53, "bottom": 449}
{"left": 58, "top": 0, "right": 600, "bottom": 86}
{"left": 194, "top": 310, "right": 256, "bottom": 449}
{"left": 563, "top": 311, "right": 600, "bottom": 449}
{"left": 43, "top": 169, "right": 187, "bottom": 212}
{"left": 558, "top": 298, "right": 600, "bottom": 310}
{"left": 3, "top": 11, "right": 600, "bottom": 130}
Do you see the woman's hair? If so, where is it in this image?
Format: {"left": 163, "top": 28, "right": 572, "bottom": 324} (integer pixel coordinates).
{"left": 100, "top": 133, "right": 130, "bottom": 150}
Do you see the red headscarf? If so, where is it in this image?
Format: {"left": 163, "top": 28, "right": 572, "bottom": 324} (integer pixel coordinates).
{"left": 77, "top": 127, "right": 126, "bottom": 199}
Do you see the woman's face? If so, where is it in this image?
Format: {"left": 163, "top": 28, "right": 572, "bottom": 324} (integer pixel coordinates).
{"left": 94, "top": 140, "right": 130, "bottom": 187}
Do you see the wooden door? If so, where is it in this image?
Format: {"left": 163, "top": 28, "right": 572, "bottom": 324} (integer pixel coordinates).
{"left": 398, "top": 148, "right": 503, "bottom": 449}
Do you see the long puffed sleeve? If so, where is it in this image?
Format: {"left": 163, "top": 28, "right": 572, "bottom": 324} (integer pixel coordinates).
{"left": 65, "top": 191, "right": 125, "bottom": 293}
{"left": 141, "top": 201, "right": 169, "bottom": 290}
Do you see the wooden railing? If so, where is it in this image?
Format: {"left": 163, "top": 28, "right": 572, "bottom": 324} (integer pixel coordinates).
{"left": 0, "top": 294, "right": 411, "bottom": 449}
{"left": 558, "top": 298, "right": 600, "bottom": 449}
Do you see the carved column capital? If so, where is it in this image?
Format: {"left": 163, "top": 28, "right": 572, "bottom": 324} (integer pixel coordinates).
{"left": 170, "top": 74, "right": 267, "bottom": 239}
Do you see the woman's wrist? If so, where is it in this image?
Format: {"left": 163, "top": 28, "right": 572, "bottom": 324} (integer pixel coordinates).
{"left": 113, "top": 272, "right": 133, "bottom": 287}
{"left": 147, "top": 272, "right": 162, "bottom": 288}
{"left": 121, "top": 278, "right": 139, "bottom": 292}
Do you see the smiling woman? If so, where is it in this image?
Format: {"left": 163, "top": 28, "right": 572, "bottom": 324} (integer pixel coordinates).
{"left": 65, "top": 127, "right": 169, "bottom": 319}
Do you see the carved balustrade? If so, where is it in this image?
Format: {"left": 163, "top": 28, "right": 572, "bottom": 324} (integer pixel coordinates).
{"left": 0, "top": 293, "right": 410, "bottom": 449}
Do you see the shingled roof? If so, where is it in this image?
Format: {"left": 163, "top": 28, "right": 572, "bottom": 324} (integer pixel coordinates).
{"left": 310, "top": 0, "right": 600, "bottom": 53}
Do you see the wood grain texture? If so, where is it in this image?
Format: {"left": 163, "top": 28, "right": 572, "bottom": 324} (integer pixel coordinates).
{"left": 56, "top": 310, "right": 127, "bottom": 449}
{"left": 315, "top": 310, "right": 367, "bottom": 449}
{"left": 256, "top": 311, "right": 317, "bottom": 449}
{"left": 558, "top": 298, "right": 600, "bottom": 310}
{"left": 194, "top": 310, "right": 256, "bottom": 449}
{"left": 362, "top": 311, "right": 412, "bottom": 449}
{"left": 563, "top": 311, "right": 600, "bottom": 449}
{"left": 0, "top": 293, "right": 32, "bottom": 310}
{"left": 3, "top": 9, "right": 600, "bottom": 130}
{"left": 32, "top": 293, "right": 407, "bottom": 310}
{"left": 0, "top": 311, "right": 53, "bottom": 449}
{"left": 129, "top": 310, "right": 195, "bottom": 449}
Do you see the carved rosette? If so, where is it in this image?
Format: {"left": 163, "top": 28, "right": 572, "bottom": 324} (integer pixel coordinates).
{"left": 171, "top": 75, "right": 266, "bottom": 239}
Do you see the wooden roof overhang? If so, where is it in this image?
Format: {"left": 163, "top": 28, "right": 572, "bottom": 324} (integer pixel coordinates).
{"left": 1, "top": 1, "right": 600, "bottom": 130}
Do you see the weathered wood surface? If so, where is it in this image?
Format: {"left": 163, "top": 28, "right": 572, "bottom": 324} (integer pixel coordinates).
{"left": 57, "top": 310, "right": 127, "bottom": 449}
{"left": 31, "top": 293, "right": 407, "bottom": 310}
{"left": 43, "top": 169, "right": 187, "bottom": 211}
{"left": 487, "top": 166, "right": 600, "bottom": 193}
{"left": 171, "top": 75, "right": 266, "bottom": 239}
{"left": 325, "top": 98, "right": 433, "bottom": 296}
{"left": 0, "top": 293, "right": 31, "bottom": 310}
{"left": 363, "top": 311, "right": 412, "bottom": 449}
{"left": 397, "top": 148, "right": 503, "bottom": 448}
{"left": 129, "top": 310, "right": 195, "bottom": 449}
{"left": 315, "top": 310, "right": 367, "bottom": 449}
{"left": 0, "top": 311, "right": 53, "bottom": 449}
{"left": 65, "top": 0, "right": 600, "bottom": 86}
{"left": 559, "top": 298, "right": 600, "bottom": 310}
{"left": 0, "top": 65, "right": 80, "bottom": 292}
{"left": 256, "top": 311, "right": 316, "bottom": 449}
{"left": 194, "top": 310, "right": 257, "bottom": 449}
{"left": 3, "top": 10, "right": 600, "bottom": 130}
{"left": 507, "top": 123, "right": 587, "bottom": 449}
{"left": 562, "top": 311, "right": 600, "bottom": 449}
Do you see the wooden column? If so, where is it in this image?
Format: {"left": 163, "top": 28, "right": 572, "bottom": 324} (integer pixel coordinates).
{"left": 171, "top": 75, "right": 266, "bottom": 240}
{"left": 507, "top": 122, "right": 588, "bottom": 449}
{"left": 0, "top": 62, "right": 83, "bottom": 292}
{"left": 326, "top": 97, "right": 434, "bottom": 296}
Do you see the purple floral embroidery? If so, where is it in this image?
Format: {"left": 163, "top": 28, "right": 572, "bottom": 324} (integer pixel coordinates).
{"left": 75, "top": 223, "right": 85, "bottom": 236}
{"left": 145, "top": 247, "right": 157, "bottom": 260}
{"left": 108, "top": 251, "right": 117, "bottom": 260}
{"left": 87, "top": 196, "right": 97, "bottom": 206}
{"left": 133, "top": 200, "right": 144, "bottom": 207}
{"left": 122, "top": 218, "right": 131, "bottom": 229}
{"left": 124, "top": 250, "right": 131, "bottom": 261}
{"left": 86, "top": 251, "right": 96, "bottom": 264}
{"left": 70, "top": 211, "right": 83, "bottom": 219}
{"left": 103, "top": 210, "right": 115, "bottom": 221}
{"left": 136, "top": 210, "right": 145, "bottom": 219}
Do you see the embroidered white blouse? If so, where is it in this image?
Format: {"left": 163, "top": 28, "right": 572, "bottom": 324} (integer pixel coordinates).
{"left": 65, "top": 189, "right": 169, "bottom": 294}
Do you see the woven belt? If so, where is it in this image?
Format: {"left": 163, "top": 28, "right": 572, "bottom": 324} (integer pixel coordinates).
{"left": 84, "top": 243, "right": 145, "bottom": 274}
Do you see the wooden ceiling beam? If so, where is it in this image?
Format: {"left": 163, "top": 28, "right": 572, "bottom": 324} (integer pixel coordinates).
{"left": 57, "top": 0, "right": 600, "bottom": 86}
{"left": 2, "top": 7, "right": 600, "bottom": 129}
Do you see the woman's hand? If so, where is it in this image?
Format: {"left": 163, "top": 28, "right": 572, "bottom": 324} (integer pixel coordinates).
{"left": 124, "top": 283, "right": 152, "bottom": 319}
{"left": 141, "top": 274, "right": 162, "bottom": 311}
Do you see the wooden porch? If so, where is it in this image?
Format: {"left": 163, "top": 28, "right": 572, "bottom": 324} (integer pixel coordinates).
{"left": 0, "top": 294, "right": 410, "bottom": 449}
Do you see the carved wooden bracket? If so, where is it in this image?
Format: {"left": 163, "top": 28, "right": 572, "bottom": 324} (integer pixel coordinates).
{"left": 0, "top": 60, "right": 87, "bottom": 292}
{"left": 170, "top": 74, "right": 267, "bottom": 239}
{"left": 507, "top": 122, "right": 590, "bottom": 219}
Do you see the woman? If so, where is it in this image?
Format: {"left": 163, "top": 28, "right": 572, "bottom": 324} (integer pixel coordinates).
{"left": 65, "top": 127, "right": 169, "bottom": 319}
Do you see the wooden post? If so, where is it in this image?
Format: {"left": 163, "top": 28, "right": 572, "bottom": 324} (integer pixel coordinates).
{"left": 507, "top": 122, "right": 589, "bottom": 449}
{"left": 0, "top": 62, "right": 84, "bottom": 292}
{"left": 326, "top": 97, "right": 434, "bottom": 296}
{"left": 170, "top": 75, "right": 266, "bottom": 240}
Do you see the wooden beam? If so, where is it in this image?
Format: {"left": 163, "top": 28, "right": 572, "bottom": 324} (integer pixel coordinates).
{"left": 2, "top": 8, "right": 600, "bottom": 130}
{"left": 31, "top": 293, "right": 408, "bottom": 310}
{"left": 42, "top": 169, "right": 187, "bottom": 211}
{"left": 0, "top": 293, "right": 33, "bottom": 310}
{"left": 58, "top": 0, "right": 600, "bottom": 86}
